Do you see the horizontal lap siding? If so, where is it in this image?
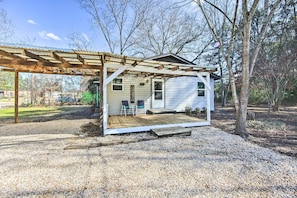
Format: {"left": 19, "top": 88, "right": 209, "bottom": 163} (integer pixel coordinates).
{"left": 107, "top": 76, "right": 151, "bottom": 115}
{"left": 165, "top": 77, "right": 214, "bottom": 112}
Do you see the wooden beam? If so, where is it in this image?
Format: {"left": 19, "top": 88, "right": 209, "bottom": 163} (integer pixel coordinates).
{"left": 22, "top": 49, "right": 49, "bottom": 62}
{"left": 104, "top": 54, "right": 110, "bottom": 62}
{"left": 15, "top": 72, "right": 19, "bottom": 123}
{"left": 184, "top": 67, "right": 193, "bottom": 72}
{"left": 0, "top": 49, "right": 22, "bottom": 60}
{"left": 50, "top": 51, "right": 71, "bottom": 67}
{"left": 131, "top": 60, "right": 138, "bottom": 67}
{"left": 77, "top": 54, "right": 86, "bottom": 64}
{"left": 121, "top": 56, "right": 127, "bottom": 65}
{"left": 99, "top": 55, "right": 105, "bottom": 135}
{"left": 157, "top": 65, "right": 164, "bottom": 70}
{"left": 198, "top": 68, "right": 207, "bottom": 72}
{"left": 170, "top": 66, "right": 179, "bottom": 71}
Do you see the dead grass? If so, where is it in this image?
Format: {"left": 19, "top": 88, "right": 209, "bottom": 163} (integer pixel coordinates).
{"left": 212, "top": 105, "right": 297, "bottom": 158}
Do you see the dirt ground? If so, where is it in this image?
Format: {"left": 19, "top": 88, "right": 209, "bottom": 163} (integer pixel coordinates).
{"left": 0, "top": 122, "right": 296, "bottom": 197}
{"left": 211, "top": 105, "right": 297, "bottom": 158}
{"left": 0, "top": 105, "right": 296, "bottom": 197}
{"left": 1, "top": 105, "right": 296, "bottom": 158}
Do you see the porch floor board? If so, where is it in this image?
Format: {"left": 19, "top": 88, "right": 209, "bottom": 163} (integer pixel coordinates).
{"left": 108, "top": 114, "right": 205, "bottom": 129}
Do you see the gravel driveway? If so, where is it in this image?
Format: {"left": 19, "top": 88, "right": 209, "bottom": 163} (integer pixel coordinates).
{"left": 0, "top": 121, "right": 296, "bottom": 197}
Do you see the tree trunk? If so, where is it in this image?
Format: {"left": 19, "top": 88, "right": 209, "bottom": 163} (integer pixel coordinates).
{"left": 235, "top": 2, "right": 251, "bottom": 139}
{"left": 272, "top": 96, "right": 282, "bottom": 112}
{"left": 222, "top": 82, "right": 230, "bottom": 107}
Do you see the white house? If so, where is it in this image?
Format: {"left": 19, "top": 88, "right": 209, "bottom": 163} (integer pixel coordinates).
{"left": 107, "top": 54, "right": 220, "bottom": 116}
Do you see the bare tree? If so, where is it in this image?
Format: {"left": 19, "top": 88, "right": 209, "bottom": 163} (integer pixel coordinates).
{"left": 129, "top": 2, "right": 208, "bottom": 58}
{"left": 254, "top": 0, "right": 297, "bottom": 113}
{"left": 197, "top": 0, "right": 238, "bottom": 107}
{"left": 196, "top": 0, "right": 282, "bottom": 138}
{"left": 68, "top": 32, "right": 93, "bottom": 51}
{"left": 0, "top": 1, "right": 14, "bottom": 42}
{"left": 79, "top": 0, "right": 154, "bottom": 55}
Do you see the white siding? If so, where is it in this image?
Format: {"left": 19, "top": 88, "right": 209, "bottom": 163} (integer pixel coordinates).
{"left": 165, "top": 77, "right": 215, "bottom": 111}
{"left": 107, "top": 76, "right": 152, "bottom": 115}
{"left": 106, "top": 75, "right": 215, "bottom": 115}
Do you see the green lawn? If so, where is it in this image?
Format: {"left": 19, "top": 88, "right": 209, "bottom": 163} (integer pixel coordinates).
{"left": 0, "top": 107, "right": 63, "bottom": 119}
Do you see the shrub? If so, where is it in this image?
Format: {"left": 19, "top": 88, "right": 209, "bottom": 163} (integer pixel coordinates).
{"left": 81, "top": 91, "right": 95, "bottom": 105}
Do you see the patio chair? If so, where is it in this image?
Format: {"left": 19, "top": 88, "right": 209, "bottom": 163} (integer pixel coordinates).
{"left": 135, "top": 100, "right": 146, "bottom": 115}
{"left": 120, "top": 100, "right": 134, "bottom": 116}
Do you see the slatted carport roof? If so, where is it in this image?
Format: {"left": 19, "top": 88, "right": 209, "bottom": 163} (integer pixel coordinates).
{"left": 0, "top": 45, "right": 217, "bottom": 77}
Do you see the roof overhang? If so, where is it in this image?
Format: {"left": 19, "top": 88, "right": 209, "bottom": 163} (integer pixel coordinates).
{"left": 0, "top": 45, "right": 217, "bottom": 77}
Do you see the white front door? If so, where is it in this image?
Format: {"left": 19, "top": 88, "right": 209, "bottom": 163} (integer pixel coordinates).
{"left": 152, "top": 79, "right": 165, "bottom": 109}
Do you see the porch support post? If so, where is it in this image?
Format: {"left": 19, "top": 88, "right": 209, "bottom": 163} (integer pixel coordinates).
{"left": 206, "top": 72, "right": 211, "bottom": 122}
{"left": 103, "top": 63, "right": 108, "bottom": 133}
{"left": 197, "top": 72, "right": 211, "bottom": 122}
{"left": 14, "top": 71, "right": 19, "bottom": 123}
{"left": 99, "top": 56, "right": 104, "bottom": 135}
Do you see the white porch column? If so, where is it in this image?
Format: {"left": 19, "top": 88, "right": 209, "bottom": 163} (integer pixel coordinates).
{"left": 206, "top": 72, "right": 211, "bottom": 122}
{"left": 103, "top": 64, "right": 128, "bottom": 133}
{"left": 103, "top": 64, "right": 108, "bottom": 132}
{"left": 197, "top": 72, "right": 211, "bottom": 122}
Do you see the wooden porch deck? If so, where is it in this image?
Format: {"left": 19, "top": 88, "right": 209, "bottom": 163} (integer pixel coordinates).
{"left": 108, "top": 113, "right": 205, "bottom": 129}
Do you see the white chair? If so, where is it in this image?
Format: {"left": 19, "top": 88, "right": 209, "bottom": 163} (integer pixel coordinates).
{"left": 135, "top": 100, "right": 146, "bottom": 115}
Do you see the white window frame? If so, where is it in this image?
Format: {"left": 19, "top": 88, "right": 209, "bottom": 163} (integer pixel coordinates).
{"left": 111, "top": 78, "right": 124, "bottom": 91}
{"left": 197, "top": 81, "right": 205, "bottom": 97}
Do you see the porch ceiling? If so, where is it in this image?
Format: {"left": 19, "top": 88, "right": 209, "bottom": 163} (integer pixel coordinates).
{"left": 0, "top": 45, "right": 217, "bottom": 77}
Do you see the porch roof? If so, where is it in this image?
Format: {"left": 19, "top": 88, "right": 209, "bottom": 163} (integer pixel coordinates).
{"left": 0, "top": 45, "right": 217, "bottom": 77}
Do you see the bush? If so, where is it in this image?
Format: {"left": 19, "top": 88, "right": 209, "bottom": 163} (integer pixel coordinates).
{"left": 81, "top": 91, "right": 96, "bottom": 105}
{"left": 249, "top": 88, "right": 266, "bottom": 104}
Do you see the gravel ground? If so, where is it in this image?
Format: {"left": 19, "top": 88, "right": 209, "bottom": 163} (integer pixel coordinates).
{"left": 0, "top": 121, "right": 296, "bottom": 197}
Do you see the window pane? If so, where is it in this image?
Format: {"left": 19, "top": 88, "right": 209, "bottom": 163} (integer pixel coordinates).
{"left": 154, "top": 82, "right": 162, "bottom": 90}
{"left": 198, "top": 90, "right": 205, "bottom": 96}
{"left": 198, "top": 82, "right": 205, "bottom": 89}
{"left": 113, "top": 85, "right": 122, "bottom": 90}
{"left": 113, "top": 78, "right": 123, "bottom": 84}
{"left": 154, "top": 91, "right": 162, "bottom": 100}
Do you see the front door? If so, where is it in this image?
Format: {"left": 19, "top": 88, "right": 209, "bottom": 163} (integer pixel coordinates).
{"left": 152, "top": 79, "right": 165, "bottom": 109}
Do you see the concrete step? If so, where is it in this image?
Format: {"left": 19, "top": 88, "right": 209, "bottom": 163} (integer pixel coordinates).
{"left": 151, "top": 126, "right": 191, "bottom": 137}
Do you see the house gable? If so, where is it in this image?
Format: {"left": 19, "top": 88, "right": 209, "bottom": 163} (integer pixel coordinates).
{"left": 149, "top": 53, "right": 221, "bottom": 80}
{"left": 148, "top": 53, "right": 193, "bottom": 65}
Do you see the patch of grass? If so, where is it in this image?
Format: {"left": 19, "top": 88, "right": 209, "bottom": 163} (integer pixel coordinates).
{"left": 0, "top": 107, "right": 62, "bottom": 119}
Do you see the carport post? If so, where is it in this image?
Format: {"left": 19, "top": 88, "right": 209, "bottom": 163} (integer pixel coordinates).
{"left": 14, "top": 71, "right": 19, "bottom": 123}
{"left": 99, "top": 55, "right": 104, "bottom": 135}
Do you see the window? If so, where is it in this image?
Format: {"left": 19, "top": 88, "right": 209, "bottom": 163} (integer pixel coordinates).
{"left": 112, "top": 78, "right": 123, "bottom": 91}
{"left": 197, "top": 82, "right": 205, "bottom": 96}
{"left": 154, "top": 81, "right": 163, "bottom": 100}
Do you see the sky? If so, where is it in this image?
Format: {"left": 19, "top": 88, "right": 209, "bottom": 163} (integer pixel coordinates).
{"left": 1, "top": 0, "right": 107, "bottom": 51}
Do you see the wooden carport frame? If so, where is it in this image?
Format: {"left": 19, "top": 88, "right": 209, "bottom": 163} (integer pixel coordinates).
{"left": 0, "top": 45, "right": 217, "bottom": 135}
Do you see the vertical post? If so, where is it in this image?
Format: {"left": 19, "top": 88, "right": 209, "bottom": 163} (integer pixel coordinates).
{"left": 206, "top": 72, "right": 211, "bottom": 122}
{"left": 99, "top": 55, "right": 104, "bottom": 135}
{"left": 15, "top": 72, "right": 19, "bottom": 123}
{"left": 103, "top": 65, "right": 108, "bottom": 131}
{"left": 96, "top": 84, "right": 99, "bottom": 107}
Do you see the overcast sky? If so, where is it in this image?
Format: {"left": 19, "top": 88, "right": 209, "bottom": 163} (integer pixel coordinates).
{"left": 1, "top": 0, "right": 107, "bottom": 50}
